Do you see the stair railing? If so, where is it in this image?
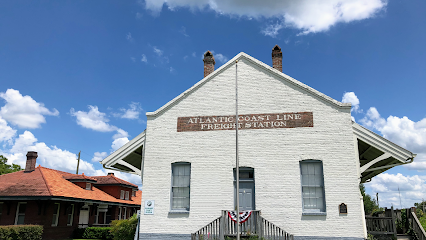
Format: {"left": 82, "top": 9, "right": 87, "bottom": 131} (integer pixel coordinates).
{"left": 258, "top": 215, "right": 294, "bottom": 240}
{"left": 410, "top": 211, "right": 426, "bottom": 240}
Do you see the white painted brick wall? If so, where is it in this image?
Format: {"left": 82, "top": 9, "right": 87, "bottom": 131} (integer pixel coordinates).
{"left": 140, "top": 58, "right": 365, "bottom": 238}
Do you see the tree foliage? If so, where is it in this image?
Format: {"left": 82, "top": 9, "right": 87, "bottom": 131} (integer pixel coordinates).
{"left": 0, "top": 155, "right": 22, "bottom": 175}
{"left": 360, "top": 183, "right": 380, "bottom": 215}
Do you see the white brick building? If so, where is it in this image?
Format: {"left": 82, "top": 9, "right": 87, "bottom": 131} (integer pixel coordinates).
{"left": 101, "top": 46, "right": 415, "bottom": 240}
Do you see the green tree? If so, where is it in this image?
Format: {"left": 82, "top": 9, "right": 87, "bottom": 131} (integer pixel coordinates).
{"left": 360, "top": 183, "right": 380, "bottom": 215}
{"left": 0, "top": 155, "right": 22, "bottom": 175}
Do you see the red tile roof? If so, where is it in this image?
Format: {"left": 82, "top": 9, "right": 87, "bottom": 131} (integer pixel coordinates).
{"left": 92, "top": 174, "right": 138, "bottom": 188}
{"left": 0, "top": 167, "right": 141, "bottom": 206}
{"left": 64, "top": 173, "right": 97, "bottom": 182}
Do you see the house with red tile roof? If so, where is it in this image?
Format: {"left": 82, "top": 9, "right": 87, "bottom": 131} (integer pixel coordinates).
{"left": 0, "top": 151, "right": 141, "bottom": 240}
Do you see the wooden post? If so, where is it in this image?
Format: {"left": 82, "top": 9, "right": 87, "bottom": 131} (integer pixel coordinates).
{"left": 220, "top": 211, "right": 225, "bottom": 240}
{"left": 391, "top": 206, "right": 397, "bottom": 239}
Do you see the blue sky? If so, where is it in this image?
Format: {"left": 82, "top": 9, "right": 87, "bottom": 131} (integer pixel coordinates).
{"left": 0, "top": 0, "right": 425, "bottom": 208}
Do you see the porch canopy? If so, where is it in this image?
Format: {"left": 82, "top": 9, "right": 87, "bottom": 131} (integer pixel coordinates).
{"left": 353, "top": 122, "right": 416, "bottom": 183}
{"left": 100, "top": 130, "right": 146, "bottom": 176}
{"left": 100, "top": 125, "right": 416, "bottom": 183}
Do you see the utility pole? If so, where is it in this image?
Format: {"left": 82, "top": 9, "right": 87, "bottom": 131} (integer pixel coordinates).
{"left": 76, "top": 151, "right": 81, "bottom": 174}
{"left": 376, "top": 193, "right": 379, "bottom": 208}
{"left": 398, "top": 186, "right": 402, "bottom": 209}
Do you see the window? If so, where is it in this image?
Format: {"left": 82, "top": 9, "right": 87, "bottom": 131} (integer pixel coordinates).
{"left": 300, "top": 160, "right": 326, "bottom": 214}
{"left": 118, "top": 207, "right": 122, "bottom": 220}
{"left": 52, "top": 203, "right": 60, "bottom": 226}
{"left": 15, "top": 202, "right": 26, "bottom": 225}
{"left": 132, "top": 190, "right": 136, "bottom": 197}
{"left": 125, "top": 191, "right": 129, "bottom": 200}
{"left": 171, "top": 162, "right": 191, "bottom": 212}
{"left": 120, "top": 190, "right": 125, "bottom": 200}
{"left": 86, "top": 183, "right": 91, "bottom": 190}
{"left": 66, "top": 204, "right": 74, "bottom": 226}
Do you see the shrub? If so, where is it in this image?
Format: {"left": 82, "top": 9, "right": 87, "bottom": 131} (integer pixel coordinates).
{"left": 82, "top": 227, "right": 113, "bottom": 240}
{"left": 0, "top": 225, "right": 43, "bottom": 240}
{"left": 110, "top": 214, "right": 138, "bottom": 240}
{"left": 73, "top": 227, "right": 113, "bottom": 240}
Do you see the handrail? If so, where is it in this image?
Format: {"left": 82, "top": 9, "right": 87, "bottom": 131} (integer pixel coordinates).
{"left": 411, "top": 212, "right": 426, "bottom": 240}
{"left": 191, "top": 210, "right": 294, "bottom": 240}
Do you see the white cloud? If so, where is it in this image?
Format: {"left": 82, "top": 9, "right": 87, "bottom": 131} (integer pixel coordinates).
{"left": 112, "top": 129, "right": 129, "bottom": 140}
{"left": 143, "top": 0, "right": 387, "bottom": 35}
{"left": 262, "top": 21, "right": 285, "bottom": 38}
{"left": 367, "top": 173, "right": 426, "bottom": 208}
{"left": 342, "top": 92, "right": 360, "bottom": 113}
{"left": 141, "top": 54, "right": 148, "bottom": 63}
{"left": 0, "top": 116, "right": 16, "bottom": 144}
{"left": 70, "top": 106, "right": 117, "bottom": 132}
{"left": 136, "top": 12, "right": 143, "bottom": 19}
{"left": 153, "top": 46, "right": 163, "bottom": 56}
{"left": 179, "top": 26, "right": 189, "bottom": 37}
{"left": 111, "top": 137, "right": 129, "bottom": 152}
{"left": 215, "top": 53, "right": 228, "bottom": 64}
{"left": 2, "top": 131, "right": 97, "bottom": 175}
{"left": 0, "top": 89, "right": 59, "bottom": 129}
{"left": 70, "top": 105, "right": 130, "bottom": 140}
{"left": 112, "top": 102, "right": 143, "bottom": 120}
{"left": 126, "top": 32, "right": 134, "bottom": 41}
{"left": 360, "top": 107, "right": 426, "bottom": 155}
{"left": 92, "top": 151, "right": 108, "bottom": 162}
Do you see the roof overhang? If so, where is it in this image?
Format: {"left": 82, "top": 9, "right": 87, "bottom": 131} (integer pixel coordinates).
{"left": 353, "top": 122, "right": 416, "bottom": 183}
{"left": 100, "top": 130, "right": 145, "bottom": 176}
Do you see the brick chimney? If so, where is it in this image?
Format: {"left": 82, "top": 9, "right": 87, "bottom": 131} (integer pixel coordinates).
{"left": 203, "top": 51, "right": 215, "bottom": 77}
{"left": 25, "top": 151, "right": 38, "bottom": 172}
{"left": 272, "top": 45, "right": 283, "bottom": 72}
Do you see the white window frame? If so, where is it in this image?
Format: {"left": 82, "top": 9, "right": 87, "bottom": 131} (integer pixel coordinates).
{"left": 170, "top": 162, "right": 191, "bottom": 212}
{"left": 125, "top": 191, "right": 129, "bottom": 200}
{"left": 15, "top": 202, "right": 27, "bottom": 225}
{"left": 52, "top": 203, "right": 60, "bottom": 226}
{"left": 86, "top": 183, "right": 91, "bottom": 190}
{"left": 300, "top": 160, "right": 326, "bottom": 215}
{"left": 123, "top": 207, "right": 127, "bottom": 220}
{"left": 118, "top": 207, "right": 122, "bottom": 220}
{"left": 120, "top": 190, "right": 125, "bottom": 200}
{"left": 132, "top": 190, "right": 136, "bottom": 197}
{"left": 67, "top": 204, "right": 74, "bottom": 226}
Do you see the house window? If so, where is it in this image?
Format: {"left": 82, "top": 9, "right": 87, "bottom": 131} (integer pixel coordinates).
{"left": 118, "top": 207, "right": 122, "bottom": 220}
{"left": 120, "top": 190, "right": 125, "bottom": 200}
{"left": 66, "top": 204, "right": 74, "bottom": 226}
{"left": 125, "top": 191, "right": 129, "bottom": 200}
{"left": 86, "top": 183, "right": 91, "bottom": 190}
{"left": 300, "top": 160, "right": 326, "bottom": 214}
{"left": 52, "top": 203, "right": 60, "bottom": 226}
{"left": 15, "top": 202, "right": 27, "bottom": 225}
{"left": 171, "top": 162, "right": 191, "bottom": 212}
{"left": 132, "top": 190, "right": 136, "bottom": 197}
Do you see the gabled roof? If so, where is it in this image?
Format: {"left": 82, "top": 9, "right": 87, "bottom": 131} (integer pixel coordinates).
{"left": 93, "top": 174, "right": 138, "bottom": 189}
{"left": 65, "top": 173, "right": 97, "bottom": 182}
{"left": 353, "top": 122, "right": 416, "bottom": 182}
{"left": 100, "top": 130, "right": 145, "bottom": 176}
{"left": 0, "top": 166, "right": 141, "bottom": 206}
{"left": 146, "top": 52, "right": 351, "bottom": 117}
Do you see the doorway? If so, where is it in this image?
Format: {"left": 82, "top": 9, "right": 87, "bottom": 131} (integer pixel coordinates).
{"left": 234, "top": 167, "right": 255, "bottom": 211}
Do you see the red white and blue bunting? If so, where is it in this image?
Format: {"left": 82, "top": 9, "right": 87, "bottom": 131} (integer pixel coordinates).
{"left": 228, "top": 211, "right": 252, "bottom": 223}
